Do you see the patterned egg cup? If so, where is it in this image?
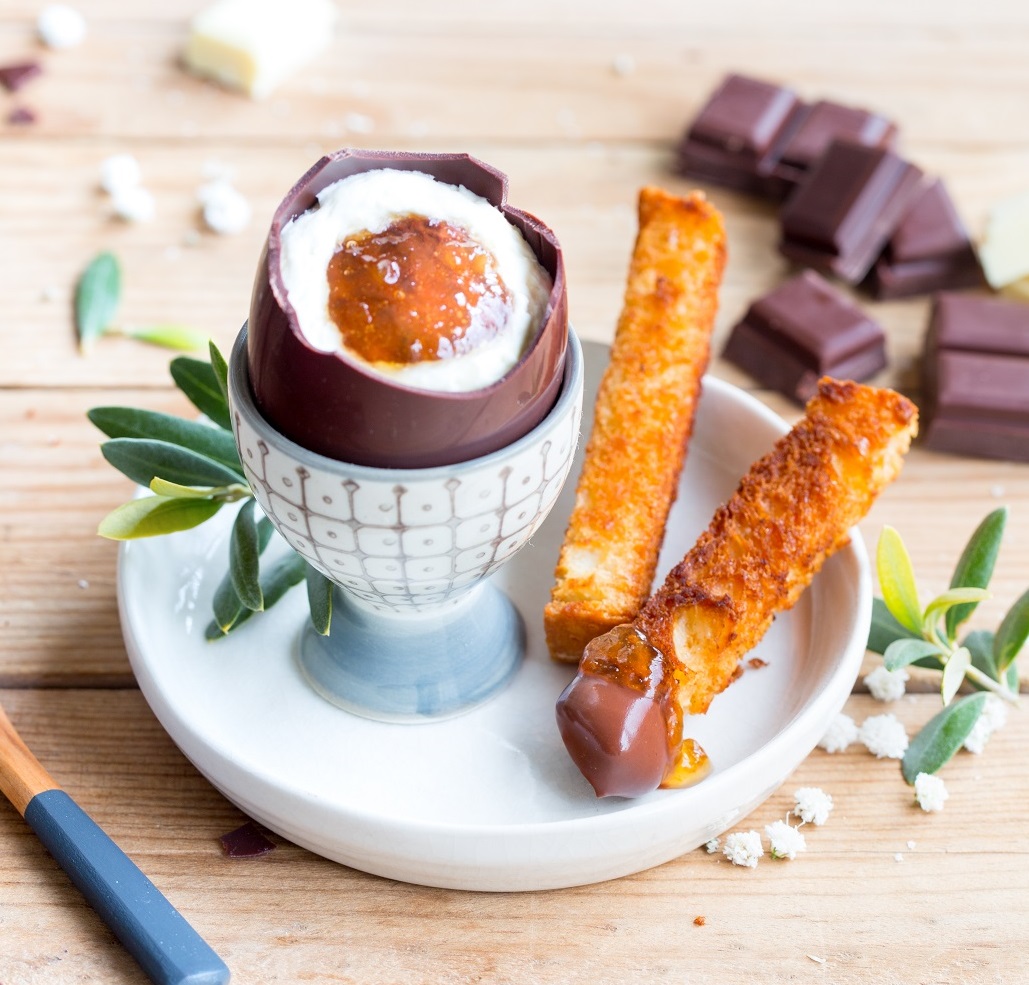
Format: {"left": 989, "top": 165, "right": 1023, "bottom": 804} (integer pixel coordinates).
{"left": 228, "top": 326, "right": 584, "bottom": 723}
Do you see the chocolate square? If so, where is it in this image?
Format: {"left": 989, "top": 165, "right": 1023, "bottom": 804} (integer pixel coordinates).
{"left": 779, "top": 140, "right": 925, "bottom": 284}
{"left": 868, "top": 178, "right": 984, "bottom": 298}
{"left": 772, "top": 99, "right": 898, "bottom": 188}
{"left": 922, "top": 293, "right": 1029, "bottom": 462}
{"left": 722, "top": 269, "right": 887, "bottom": 403}
{"left": 677, "top": 74, "right": 804, "bottom": 196}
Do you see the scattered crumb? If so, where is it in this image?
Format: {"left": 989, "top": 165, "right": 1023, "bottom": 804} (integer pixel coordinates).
{"left": 39, "top": 284, "right": 60, "bottom": 302}
{"left": 747, "top": 657, "right": 768, "bottom": 670}
{"left": 863, "top": 665, "right": 909, "bottom": 702}
{"left": 693, "top": 915, "right": 706, "bottom": 927}
{"left": 859, "top": 713, "right": 909, "bottom": 759}
{"left": 818, "top": 712, "right": 859, "bottom": 753}
{"left": 76, "top": 579, "right": 89, "bottom": 589}
{"left": 344, "top": 111, "right": 374, "bottom": 134}
{"left": 37, "top": 4, "right": 87, "bottom": 49}
{"left": 990, "top": 484, "right": 1005, "bottom": 498}
{"left": 111, "top": 185, "right": 156, "bottom": 223}
{"left": 99, "top": 153, "right": 142, "bottom": 194}
{"left": 0, "top": 61, "right": 43, "bottom": 93}
{"left": 793, "top": 787, "right": 833, "bottom": 826}
{"left": 766, "top": 819, "right": 806, "bottom": 860}
{"left": 807, "top": 955, "right": 827, "bottom": 965}
{"left": 611, "top": 53, "right": 636, "bottom": 77}
{"left": 963, "top": 694, "right": 1008, "bottom": 754}
{"left": 894, "top": 852, "right": 904, "bottom": 862}
{"left": 722, "top": 830, "right": 763, "bottom": 868}
{"left": 907, "top": 840, "right": 916, "bottom": 850}
{"left": 914, "top": 772, "right": 949, "bottom": 813}
{"left": 219, "top": 820, "right": 276, "bottom": 858}
{"left": 198, "top": 179, "right": 251, "bottom": 234}
{"left": 704, "top": 837, "right": 720, "bottom": 854}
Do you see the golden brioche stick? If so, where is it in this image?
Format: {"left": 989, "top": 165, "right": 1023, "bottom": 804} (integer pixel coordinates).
{"left": 544, "top": 187, "right": 727, "bottom": 662}
{"left": 557, "top": 378, "right": 918, "bottom": 797}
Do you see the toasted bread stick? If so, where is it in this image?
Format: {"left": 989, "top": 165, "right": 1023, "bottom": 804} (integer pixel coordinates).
{"left": 556, "top": 378, "right": 918, "bottom": 798}
{"left": 544, "top": 187, "right": 727, "bottom": 662}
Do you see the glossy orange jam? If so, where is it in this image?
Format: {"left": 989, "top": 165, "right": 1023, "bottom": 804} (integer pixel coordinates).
{"left": 580, "top": 624, "right": 710, "bottom": 789}
{"left": 325, "top": 214, "right": 513, "bottom": 365}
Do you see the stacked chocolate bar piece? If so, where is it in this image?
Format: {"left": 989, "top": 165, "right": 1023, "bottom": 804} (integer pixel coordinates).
{"left": 679, "top": 73, "right": 1029, "bottom": 464}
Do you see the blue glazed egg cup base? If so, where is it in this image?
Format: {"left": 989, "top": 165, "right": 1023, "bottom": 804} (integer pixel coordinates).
{"left": 296, "top": 582, "right": 525, "bottom": 723}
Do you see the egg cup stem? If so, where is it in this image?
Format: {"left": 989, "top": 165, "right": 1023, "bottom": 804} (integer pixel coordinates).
{"left": 297, "top": 580, "right": 525, "bottom": 722}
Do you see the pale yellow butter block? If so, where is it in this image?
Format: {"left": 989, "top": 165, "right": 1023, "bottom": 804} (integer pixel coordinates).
{"left": 184, "top": 0, "right": 338, "bottom": 99}
{"left": 1001, "top": 275, "right": 1029, "bottom": 304}
{"left": 978, "top": 191, "right": 1029, "bottom": 289}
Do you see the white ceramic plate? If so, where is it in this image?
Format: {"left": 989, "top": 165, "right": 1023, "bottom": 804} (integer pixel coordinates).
{"left": 119, "top": 342, "right": 870, "bottom": 891}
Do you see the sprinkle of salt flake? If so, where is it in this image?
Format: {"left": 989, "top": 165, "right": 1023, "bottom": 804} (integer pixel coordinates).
{"left": 793, "top": 787, "right": 833, "bottom": 826}
{"left": 219, "top": 820, "right": 276, "bottom": 858}
{"left": 704, "top": 837, "right": 720, "bottom": 854}
{"left": 818, "top": 712, "right": 859, "bottom": 753}
{"left": 859, "top": 713, "right": 909, "bottom": 759}
{"left": 765, "top": 819, "right": 807, "bottom": 860}
{"left": 199, "top": 180, "right": 252, "bottom": 235}
{"left": 111, "top": 185, "right": 156, "bottom": 224}
{"left": 722, "top": 831, "right": 763, "bottom": 868}
{"left": 863, "top": 665, "right": 909, "bottom": 702}
{"left": 100, "top": 153, "right": 142, "bottom": 194}
{"left": 37, "top": 4, "right": 87, "bottom": 49}
{"left": 914, "top": 772, "right": 949, "bottom": 813}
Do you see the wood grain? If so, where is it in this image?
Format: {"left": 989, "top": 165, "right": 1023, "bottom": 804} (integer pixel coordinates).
{"left": 3, "top": 1, "right": 1029, "bottom": 981}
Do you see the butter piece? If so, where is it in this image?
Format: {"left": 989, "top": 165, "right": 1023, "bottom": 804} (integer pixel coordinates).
{"left": 978, "top": 191, "right": 1029, "bottom": 289}
{"left": 183, "top": 0, "right": 337, "bottom": 100}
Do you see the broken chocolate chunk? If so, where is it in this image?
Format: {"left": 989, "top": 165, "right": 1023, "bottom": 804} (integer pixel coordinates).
{"left": 779, "top": 140, "right": 925, "bottom": 284}
{"left": 219, "top": 820, "right": 277, "bottom": 858}
{"left": 922, "top": 293, "right": 1029, "bottom": 462}
{"left": 0, "top": 60, "right": 42, "bottom": 93}
{"left": 722, "top": 269, "right": 886, "bottom": 403}
{"left": 868, "top": 178, "right": 984, "bottom": 299}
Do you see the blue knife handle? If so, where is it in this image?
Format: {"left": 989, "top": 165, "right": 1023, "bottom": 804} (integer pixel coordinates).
{"left": 23, "top": 789, "right": 230, "bottom": 985}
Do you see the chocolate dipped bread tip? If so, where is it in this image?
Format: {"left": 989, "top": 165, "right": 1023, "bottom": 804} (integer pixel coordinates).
{"left": 557, "top": 379, "right": 917, "bottom": 798}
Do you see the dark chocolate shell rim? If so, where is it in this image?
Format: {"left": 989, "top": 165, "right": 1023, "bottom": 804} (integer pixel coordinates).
{"left": 263, "top": 147, "right": 567, "bottom": 401}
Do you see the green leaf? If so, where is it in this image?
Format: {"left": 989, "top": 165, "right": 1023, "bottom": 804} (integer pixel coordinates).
{"left": 994, "top": 586, "right": 1029, "bottom": 672}
{"left": 867, "top": 597, "right": 920, "bottom": 654}
{"left": 941, "top": 645, "right": 972, "bottom": 706}
{"left": 120, "top": 324, "right": 209, "bottom": 352}
{"left": 883, "top": 638, "right": 945, "bottom": 672}
{"left": 75, "top": 252, "right": 121, "bottom": 352}
{"left": 876, "top": 526, "right": 922, "bottom": 635}
{"left": 306, "top": 565, "right": 333, "bottom": 636}
{"left": 209, "top": 341, "right": 230, "bottom": 406}
{"left": 963, "top": 629, "right": 1001, "bottom": 687}
{"left": 902, "top": 692, "right": 988, "bottom": 783}
{"left": 206, "top": 550, "right": 306, "bottom": 640}
{"left": 98, "top": 495, "right": 222, "bottom": 540}
{"left": 946, "top": 508, "right": 1007, "bottom": 641}
{"left": 923, "top": 588, "right": 991, "bottom": 640}
{"left": 170, "top": 356, "right": 232, "bottom": 430}
{"left": 230, "top": 499, "right": 263, "bottom": 612}
{"left": 150, "top": 477, "right": 247, "bottom": 500}
{"left": 101, "top": 437, "right": 244, "bottom": 489}
{"left": 88, "top": 406, "right": 242, "bottom": 471}
{"left": 210, "top": 517, "right": 274, "bottom": 634}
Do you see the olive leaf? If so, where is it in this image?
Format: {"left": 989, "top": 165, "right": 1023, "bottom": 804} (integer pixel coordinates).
{"left": 209, "top": 340, "right": 230, "bottom": 406}
{"left": 994, "top": 586, "right": 1029, "bottom": 673}
{"left": 922, "top": 587, "right": 991, "bottom": 641}
{"left": 901, "top": 692, "right": 988, "bottom": 784}
{"left": 75, "top": 251, "right": 121, "bottom": 352}
{"left": 306, "top": 565, "right": 333, "bottom": 636}
{"left": 170, "top": 356, "right": 232, "bottom": 430}
{"left": 230, "top": 499, "right": 264, "bottom": 612}
{"left": 101, "top": 437, "right": 245, "bottom": 489}
{"left": 98, "top": 495, "right": 223, "bottom": 540}
{"left": 211, "top": 516, "right": 274, "bottom": 634}
{"left": 89, "top": 406, "right": 242, "bottom": 471}
{"left": 946, "top": 507, "right": 1007, "bottom": 641}
{"left": 876, "top": 526, "right": 922, "bottom": 634}
{"left": 206, "top": 551, "right": 306, "bottom": 640}
{"left": 867, "top": 597, "right": 920, "bottom": 655}
{"left": 883, "top": 638, "right": 944, "bottom": 673}
{"left": 119, "top": 324, "right": 209, "bottom": 352}
{"left": 941, "top": 646, "right": 972, "bottom": 705}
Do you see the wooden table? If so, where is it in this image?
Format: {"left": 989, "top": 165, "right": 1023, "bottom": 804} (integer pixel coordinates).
{"left": 3, "top": 2, "right": 1028, "bottom": 982}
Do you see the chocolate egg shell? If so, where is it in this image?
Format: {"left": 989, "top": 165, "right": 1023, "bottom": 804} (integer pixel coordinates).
{"left": 247, "top": 148, "right": 569, "bottom": 469}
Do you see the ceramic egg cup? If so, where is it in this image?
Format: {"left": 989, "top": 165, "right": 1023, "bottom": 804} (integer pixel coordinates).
{"left": 228, "top": 327, "right": 584, "bottom": 723}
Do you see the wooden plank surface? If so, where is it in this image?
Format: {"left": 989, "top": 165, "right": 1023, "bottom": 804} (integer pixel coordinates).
{"left": 2, "top": 0, "right": 1029, "bottom": 981}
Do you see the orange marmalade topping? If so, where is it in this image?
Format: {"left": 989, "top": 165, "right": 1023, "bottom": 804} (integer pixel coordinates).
{"left": 325, "top": 214, "right": 513, "bottom": 365}
{"left": 580, "top": 624, "right": 710, "bottom": 789}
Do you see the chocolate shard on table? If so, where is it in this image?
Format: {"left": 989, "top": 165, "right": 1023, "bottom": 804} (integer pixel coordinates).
{"left": 867, "top": 178, "right": 984, "bottom": 299}
{"left": 0, "top": 61, "right": 42, "bottom": 93}
{"left": 779, "top": 140, "right": 925, "bottom": 284}
{"left": 722, "top": 269, "right": 886, "bottom": 403}
{"left": 922, "top": 292, "right": 1029, "bottom": 462}
{"left": 676, "top": 74, "right": 899, "bottom": 201}
{"left": 769, "top": 98, "right": 898, "bottom": 194}
{"left": 676, "top": 73, "right": 805, "bottom": 196}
